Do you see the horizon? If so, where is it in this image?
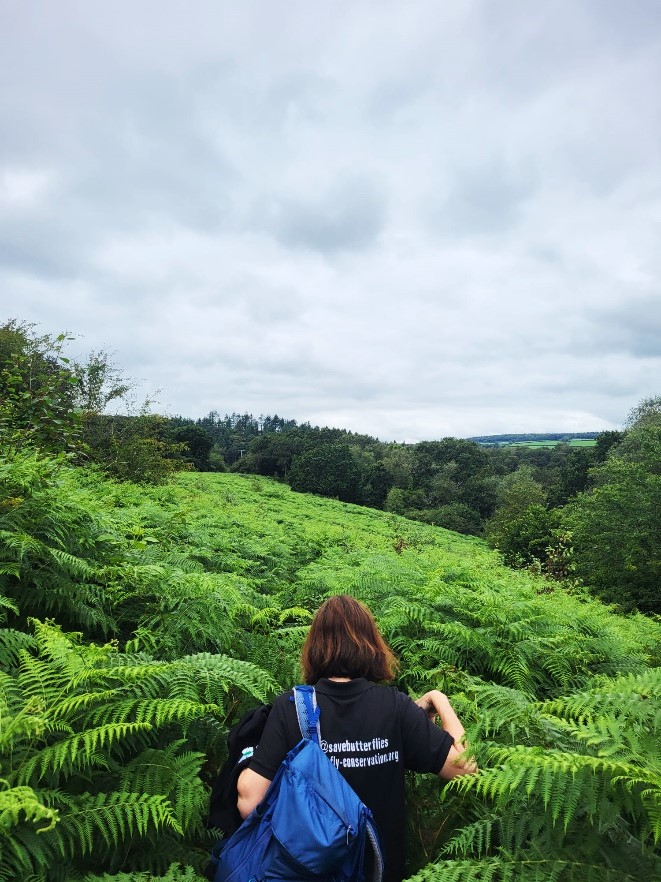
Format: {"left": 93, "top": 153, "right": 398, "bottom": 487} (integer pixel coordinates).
{"left": 159, "top": 406, "right": 609, "bottom": 445}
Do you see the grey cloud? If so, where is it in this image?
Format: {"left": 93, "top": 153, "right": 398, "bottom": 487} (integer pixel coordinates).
{"left": 426, "top": 159, "right": 536, "bottom": 237}
{"left": 238, "top": 286, "right": 303, "bottom": 325}
{"left": 469, "top": 5, "right": 588, "bottom": 102}
{"left": 581, "top": 0, "right": 661, "bottom": 53}
{"left": 475, "top": 0, "right": 661, "bottom": 102}
{"left": 251, "top": 73, "right": 340, "bottom": 131}
{"left": 0, "top": 203, "right": 92, "bottom": 280}
{"left": 187, "top": 280, "right": 304, "bottom": 325}
{"left": 579, "top": 296, "right": 661, "bottom": 358}
{"left": 2, "top": 2, "right": 661, "bottom": 440}
{"left": 365, "top": 78, "right": 431, "bottom": 124}
{"left": 71, "top": 72, "right": 240, "bottom": 232}
{"left": 157, "top": 351, "right": 385, "bottom": 420}
{"left": 256, "top": 175, "right": 387, "bottom": 254}
{"left": 1, "top": 76, "right": 240, "bottom": 285}
{"left": 536, "top": 371, "right": 643, "bottom": 398}
{"left": 0, "top": 227, "right": 74, "bottom": 280}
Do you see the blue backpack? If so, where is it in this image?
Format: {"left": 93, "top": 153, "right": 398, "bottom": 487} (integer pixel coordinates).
{"left": 211, "top": 685, "right": 384, "bottom": 882}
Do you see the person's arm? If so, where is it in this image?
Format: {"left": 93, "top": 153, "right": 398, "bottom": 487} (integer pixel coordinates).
{"left": 415, "top": 689, "right": 478, "bottom": 779}
{"left": 236, "top": 695, "right": 296, "bottom": 818}
{"left": 237, "top": 767, "right": 271, "bottom": 818}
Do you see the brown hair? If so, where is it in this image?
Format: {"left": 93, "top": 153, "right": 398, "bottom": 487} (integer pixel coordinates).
{"left": 301, "top": 594, "right": 398, "bottom": 684}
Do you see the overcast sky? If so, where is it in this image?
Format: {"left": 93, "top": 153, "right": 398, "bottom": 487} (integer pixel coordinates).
{"left": 1, "top": 1, "right": 660, "bottom": 441}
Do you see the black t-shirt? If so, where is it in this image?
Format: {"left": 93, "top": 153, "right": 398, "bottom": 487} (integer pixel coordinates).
{"left": 249, "top": 678, "right": 454, "bottom": 882}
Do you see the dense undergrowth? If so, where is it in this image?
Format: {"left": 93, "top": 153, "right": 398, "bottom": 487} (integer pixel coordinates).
{"left": 1, "top": 451, "right": 659, "bottom": 881}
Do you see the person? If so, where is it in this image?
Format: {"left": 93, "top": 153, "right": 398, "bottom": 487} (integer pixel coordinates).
{"left": 237, "top": 594, "right": 477, "bottom": 882}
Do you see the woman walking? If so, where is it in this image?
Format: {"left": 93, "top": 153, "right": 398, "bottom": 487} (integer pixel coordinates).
{"left": 237, "top": 594, "right": 477, "bottom": 882}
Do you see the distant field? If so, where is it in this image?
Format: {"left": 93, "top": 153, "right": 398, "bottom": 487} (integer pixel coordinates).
{"left": 471, "top": 432, "right": 600, "bottom": 448}
{"left": 504, "top": 438, "right": 597, "bottom": 449}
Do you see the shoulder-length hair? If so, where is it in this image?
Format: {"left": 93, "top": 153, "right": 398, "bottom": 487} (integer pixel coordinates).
{"left": 301, "top": 594, "right": 398, "bottom": 684}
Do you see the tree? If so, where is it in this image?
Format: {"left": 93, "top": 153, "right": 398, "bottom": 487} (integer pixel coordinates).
{"left": 237, "top": 430, "right": 307, "bottom": 478}
{"left": 566, "top": 411, "right": 661, "bottom": 614}
{"left": 412, "top": 439, "right": 490, "bottom": 488}
{"left": 391, "top": 439, "right": 494, "bottom": 530}
{"left": 72, "top": 350, "right": 131, "bottom": 413}
{"left": 593, "top": 430, "right": 625, "bottom": 463}
{"left": 384, "top": 487, "right": 427, "bottom": 515}
{"left": 0, "top": 320, "right": 194, "bottom": 483}
{"left": 414, "top": 502, "right": 484, "bottom": 535}
{"left": 545, "top": 446, "right": 594, "bottom": 506}
{"left": 0, "top": 320, "right": 81, "bottom": 454}
{"left": 381, "top": 444, "right": 416, "bottom": 489}
{"left": 461, "top": 474, "right": 499, "bottom": 519}
{"left": 82, "top": 414, "right": 189, "bottom": 484}
{"left": 625, "top": 394, "right": 661, "bottom": 429}
{"left": 359, "top": 460, "right": 393, "bottom": 508}
{"left": 171, "top": 423, "right": 214, "bottom": 471}
{"left": 485, "top": 467, "right": 558, "bottom": 568}
{"left": 289, "top": 443, "right": 362, "bottom": 502}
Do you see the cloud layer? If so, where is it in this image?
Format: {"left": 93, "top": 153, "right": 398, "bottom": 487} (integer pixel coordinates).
{"left": 2, "top": 0, "right": 660, "bottom": 440}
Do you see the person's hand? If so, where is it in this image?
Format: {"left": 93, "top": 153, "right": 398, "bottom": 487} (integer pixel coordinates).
{"left": 416, "top": 689, "right": 479, "bottom": 777}
{"left": 415, "top": 689, "right": 447, "bottom": 723}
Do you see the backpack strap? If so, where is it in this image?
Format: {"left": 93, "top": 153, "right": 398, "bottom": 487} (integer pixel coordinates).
{"left": 365, "top": 817, "right": 384, "bottom": 882}
{"left": 293, "top": 686, "right": 383, "bottom": 882}
{"left": 293, "top": 685, "right": 321, "bottom": 745}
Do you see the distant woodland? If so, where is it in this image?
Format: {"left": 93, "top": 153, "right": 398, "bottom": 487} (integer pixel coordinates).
{"left": 2, "top": 320, "right": 659, "bottom": 614}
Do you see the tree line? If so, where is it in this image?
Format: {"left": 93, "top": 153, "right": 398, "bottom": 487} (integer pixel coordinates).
{"left": 2, "top": 319, "right": 658, "bottom": 615}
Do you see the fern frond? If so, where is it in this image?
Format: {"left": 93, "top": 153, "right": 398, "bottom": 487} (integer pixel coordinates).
{"left": 544, "top": 669, "right": 661, "bottom": 727}
{"left": 487, "top": 650, "right": 534, "bottom": 696}
{"left": 51, "top": 791, "right": 183, "bottom": 856}
{"left": 405, "top": 856, "right": 641, "bottom": 882}
{"left": 48, "top": 690, "right": 123, "bottom": 722}
{"left": 0, "top": 669, "right": 21, "bottom": 710}
{"left": 81, "top": 862, "right": 207, "bottom": 881}
{"left": 17, "top": 650, "right": 69, "bottom": 703}
{"left": 0, "top": 627, "right": 36, "bottom": 667}
{"left": 119, "top": 742, "right": 206, "bottom": 829}
{"left": 453, "top": 682, "right": 536, "bottom": 740}
{"left": 175, "top": 651, "right": 277, "bottom": 703}
{"left": 0, "top": 528, "right": 42, "bottom": 559}
{"left": 543, "top": 713, "right": 659, "bottom": 764}
{"left": 0, "top": 784, "right": 59, "bottom": 834}
{"left": 47, "top": 547, "right": 98, "bottom": 578}
{"left": 640, "top": 788, "right": 661, "bottom": 844}
{"left": 440, "top": 816, "right": 498, "bottom": 858}
{"left": 86, "top": 697, "right": 218, "bottom": 728}
{"left": 449, "top": 745, "right": 659, "bottom": 833}
{"left": 17, "top": 723, "right": 152, "bottom": 784}
{"left": 249, "top": 605, "right": 312, "bottom": 627}
{"left": 0, "top": 592, "right": 19, "bottom": 615}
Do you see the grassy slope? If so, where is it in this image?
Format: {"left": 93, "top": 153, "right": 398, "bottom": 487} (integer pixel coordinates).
{"left": 116, "top": 469, "right": 660, "bottom": 711}
{"left": 3, "top": 463, "right": 659, "bottom": 881}
{"left": 139, "top": 471, "right": 655, "bottom": 677}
